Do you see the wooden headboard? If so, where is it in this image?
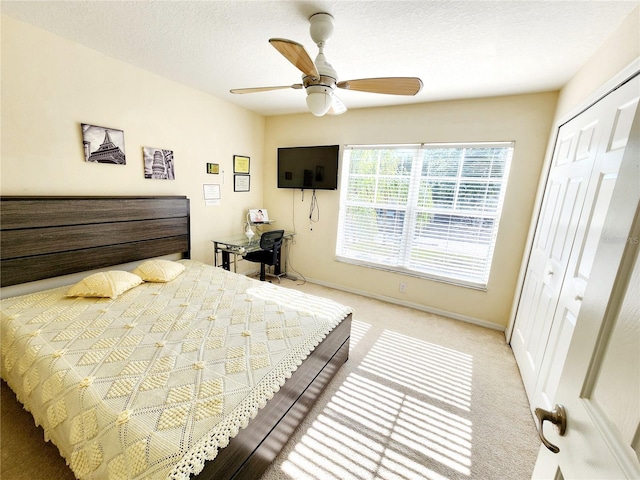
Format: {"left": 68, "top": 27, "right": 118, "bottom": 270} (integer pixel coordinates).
{"left": 0, "top": 196, "right": 190, "bottom": 287}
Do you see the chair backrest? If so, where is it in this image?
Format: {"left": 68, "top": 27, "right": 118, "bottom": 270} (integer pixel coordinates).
{"left": 259, "top": 229, "right": 284, "bottom": 251}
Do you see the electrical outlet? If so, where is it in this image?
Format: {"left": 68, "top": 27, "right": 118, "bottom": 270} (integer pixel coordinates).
{"left": 399, "top": 282, "right": 407, "bottom": 293}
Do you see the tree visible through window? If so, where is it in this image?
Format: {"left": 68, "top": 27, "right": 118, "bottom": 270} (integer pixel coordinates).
{"left": 336, "top": 143, "right": 514, "bottom": 288}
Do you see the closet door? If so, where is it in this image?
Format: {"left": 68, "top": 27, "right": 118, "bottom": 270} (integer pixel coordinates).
{"left": 511, "top": 75, "right": 640, "bottom": 404}
{"left": 532, "top": 103, "right": 640, "bottom": 480}
{"left": 532, "top": 77, "right": 639, "bottom": 410}
{"left": 512, "top": 97, "right": 604, "bottom": 399}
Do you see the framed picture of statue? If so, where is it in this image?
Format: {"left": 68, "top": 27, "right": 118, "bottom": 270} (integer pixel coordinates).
{"left": 143, "top": 147, "right": 175, "bottom": 180}
{"left": 81, "top": 123, "right": 126, "bottom": 165}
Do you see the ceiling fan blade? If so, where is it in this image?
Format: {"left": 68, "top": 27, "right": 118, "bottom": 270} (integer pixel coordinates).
{"left": 230, "top": 84, "right": 303, "bottom": 94}
{"left": 337, "top": 77, "right": 423, "bottom": 96}
{"left": 269, "top": 38, "right": 319, "bottom": 78}
{"left": 327, "top": 95, "right": 347, "bottom": 115}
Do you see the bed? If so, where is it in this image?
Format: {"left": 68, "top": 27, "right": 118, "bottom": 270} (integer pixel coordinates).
{"left": 0, "top": 196, "right": 352, "bottom": 480}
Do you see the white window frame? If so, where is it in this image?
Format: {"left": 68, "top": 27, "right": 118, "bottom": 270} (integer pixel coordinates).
{"left": 335, "top": 142, "right": 514, "bottom": 289}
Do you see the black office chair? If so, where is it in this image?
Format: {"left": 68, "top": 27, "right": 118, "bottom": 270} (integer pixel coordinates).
{"left": 243, "top": 230, "right": 285, "bottom": 281}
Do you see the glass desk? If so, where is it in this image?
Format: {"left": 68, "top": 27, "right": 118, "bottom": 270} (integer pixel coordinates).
{"left": 211, "top": 231, "right": 295, "bottom": 276}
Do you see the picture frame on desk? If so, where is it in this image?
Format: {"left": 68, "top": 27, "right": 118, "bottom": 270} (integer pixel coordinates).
{"left": 234, "top": 174, "right": 250, "bottom": 192}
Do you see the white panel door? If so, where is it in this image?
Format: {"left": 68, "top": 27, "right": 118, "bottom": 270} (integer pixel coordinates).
{"left": 532, "top": 77, "right": 640, "bottom": 410}
{"left": 532, "top": 103, "right": 640, "bottom": 479}
{"left": 510, "top": 78, "right": 632, "bottom": 400}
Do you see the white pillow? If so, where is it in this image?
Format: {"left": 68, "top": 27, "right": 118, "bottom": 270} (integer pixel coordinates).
{"left": 66, "top": 271, "right": 143, "bottom": 299}
{"left": 132, "top": 259, "right": 186, "bottom": 282}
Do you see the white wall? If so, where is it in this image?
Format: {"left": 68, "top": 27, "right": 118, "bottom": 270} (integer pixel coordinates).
{"left": 1, "top": 15, "right": 265, "bottom": 264}
{"left": 264, "top": 92, "right": 558, "bottom": 329}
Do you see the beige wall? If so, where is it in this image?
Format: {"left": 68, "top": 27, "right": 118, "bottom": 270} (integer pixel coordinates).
{"left": 555, "top": 6, "right": 640, "bottom": 119}
{"left": 1, "top": 15, "right": 265, "bottom": 264}
{"left": 4, "top": 6, "right": 635, "bottom": 330}
{"left": 264, "top": 6, "right": 640, "bottom": 331}
{"left": 264, "top": 93, "right": 558, "bottom": 329}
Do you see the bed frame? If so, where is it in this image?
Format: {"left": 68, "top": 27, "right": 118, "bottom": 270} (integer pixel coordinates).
{"left": 0, "top": 196, "right": 351, "bottom": 480}
{"left": 0, "top": 196, "right": 191, "bottom": 287}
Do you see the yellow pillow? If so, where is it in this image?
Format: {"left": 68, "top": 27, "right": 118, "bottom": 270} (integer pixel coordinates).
{"left": 66, "top": 271, "right": 143, "bottom": 299}
{"left": 132, "top": 259, "right": 186, "bottom": 282}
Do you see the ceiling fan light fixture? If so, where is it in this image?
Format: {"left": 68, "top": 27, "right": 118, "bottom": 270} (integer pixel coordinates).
{"left": 232, "top": 12, "right": 423, "bottom": 115}
{"left": 306, "top": 91, "right": 333, "bottom": 116}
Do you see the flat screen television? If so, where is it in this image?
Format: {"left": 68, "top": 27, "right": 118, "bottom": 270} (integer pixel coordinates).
{"left": 277, "top": 145, "right": 339, "bottom": 190}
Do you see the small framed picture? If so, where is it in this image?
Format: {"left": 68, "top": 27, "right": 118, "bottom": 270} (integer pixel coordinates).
{"left": 143, "top": 147, "right": 175, "bottom": 180}
{"left": 249, "top": 209, "right": 268, "bottom": 223}
{"left": 234, "top": 174, "right": 250, "bottom": 192}
{"left": 81, "top": 123, "right": 126, "bottom": 165}
{"left": 206, "top": 163, "right": 219, "bottom": 174}
{"left": 233, "top": 155, "right": 250, "bottom": 174}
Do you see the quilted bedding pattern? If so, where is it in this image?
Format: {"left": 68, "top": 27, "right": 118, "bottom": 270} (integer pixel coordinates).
{"left": 0, "top": 260, "right": 352, "bottom": 479}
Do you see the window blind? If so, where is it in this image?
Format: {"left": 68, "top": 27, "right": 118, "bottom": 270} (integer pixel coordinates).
{"left": 335, "top": 142, "right": 514, "bottom": 288}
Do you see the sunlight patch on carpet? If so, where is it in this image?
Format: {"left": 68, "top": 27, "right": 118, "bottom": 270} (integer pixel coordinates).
{"left": 360, "top": 330, "right": 473, "bottom": 410}
{"left": 348, "top": 319, "right": 371, "bottom": 350}
{"left": 280, "top": 330, "right": 474, "bottom": 479}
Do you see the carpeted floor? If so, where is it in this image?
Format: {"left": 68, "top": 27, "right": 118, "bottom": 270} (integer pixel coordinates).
{"left": 260, "top": 280, "right": 539, "bottom": 480}
{"left": 1, "top": 278, "right": 539, "bottom": 479}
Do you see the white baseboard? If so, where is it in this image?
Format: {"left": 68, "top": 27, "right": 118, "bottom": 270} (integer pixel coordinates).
{"left": 232, "top": 269, "right": 504, "bottom": 331}
{"left": 301, "top": 276, "right": 506, "bottom": 332}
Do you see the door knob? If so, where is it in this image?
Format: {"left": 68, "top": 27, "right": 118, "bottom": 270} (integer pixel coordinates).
{"left": 534, "top": 404, "right": 567, "bottom": 453}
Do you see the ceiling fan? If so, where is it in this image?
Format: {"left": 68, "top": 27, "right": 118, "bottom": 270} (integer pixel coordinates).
{"left": 230, "top": 12, "right": 423, "bottom": 116}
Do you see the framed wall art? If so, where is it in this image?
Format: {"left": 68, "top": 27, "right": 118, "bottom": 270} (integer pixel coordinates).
{"left": 233, "top": 155, "right": 250, "bottom": 174}
{"left": 234, "top": 174, "right": 250, "bottom": 192}
{"left": 81, "top": 123, "right": 126, "bottom": 165}
{"left": 143, "top": 147, "right": 175, "bottom": 180}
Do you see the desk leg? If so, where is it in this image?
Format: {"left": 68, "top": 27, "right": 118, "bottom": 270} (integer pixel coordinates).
{"left": 278, "top": 237, "right": 298, "bottom": 281}
{"left": 221, "top": 250, "right": 231, "bottom": 271}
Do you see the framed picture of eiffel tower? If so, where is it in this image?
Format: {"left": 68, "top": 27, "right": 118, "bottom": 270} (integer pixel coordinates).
{"left": 81, "top": 123, "right": 126, "bottom": 165}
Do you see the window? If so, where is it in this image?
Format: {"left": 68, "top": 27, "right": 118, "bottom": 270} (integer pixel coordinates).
{"left": 336, "top": 143, "right": 514, "bottom": 289}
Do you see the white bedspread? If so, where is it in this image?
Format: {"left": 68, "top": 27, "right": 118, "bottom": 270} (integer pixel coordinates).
{"left": 1, "top": 260, "right": 352, "bottom": 479}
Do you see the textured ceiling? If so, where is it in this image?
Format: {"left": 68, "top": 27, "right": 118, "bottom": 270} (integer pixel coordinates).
{"left": 2, "top": 1, "right": 638, "bottom": 116}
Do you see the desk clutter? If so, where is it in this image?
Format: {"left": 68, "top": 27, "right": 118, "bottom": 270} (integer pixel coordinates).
{"left": 244, "top": 208, "right": 274, "bottom": 243}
